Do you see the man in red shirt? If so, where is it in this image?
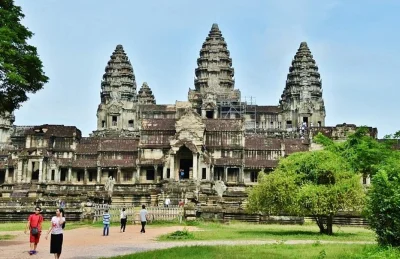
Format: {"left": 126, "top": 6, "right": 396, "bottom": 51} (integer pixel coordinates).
{"left": 24, "top": 206, "right": 44, "bottom": 255}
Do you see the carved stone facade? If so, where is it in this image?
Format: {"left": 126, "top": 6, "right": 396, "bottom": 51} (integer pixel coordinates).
{"left": 0, "top": 24, "right": 378, "bottom": 214}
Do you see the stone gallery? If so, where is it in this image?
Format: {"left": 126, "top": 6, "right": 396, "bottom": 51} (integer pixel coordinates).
{"left": 0, "top": 24, "right": 376, "bottom": 221}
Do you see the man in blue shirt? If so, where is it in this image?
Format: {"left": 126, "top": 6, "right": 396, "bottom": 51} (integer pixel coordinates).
{"left": 103, "top": 209, "right": 111, "bottom": 236}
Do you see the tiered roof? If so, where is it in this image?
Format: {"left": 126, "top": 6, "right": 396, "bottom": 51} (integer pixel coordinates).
{"left": 138, "top": 82, "right": 156, "bottom": 104}
{"left": 100, "top": 44, "right": 137, "bottom": 102}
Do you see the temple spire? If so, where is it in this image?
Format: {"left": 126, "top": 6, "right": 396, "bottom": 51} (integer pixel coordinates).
{"left": 279, "top": 42, "right": 325, "bottom": 128}
{"left": 138, "top": 82, "right": 156, "bottom": 104}
{"left": 100, "top": 44, "right": 137, "bottom": 103}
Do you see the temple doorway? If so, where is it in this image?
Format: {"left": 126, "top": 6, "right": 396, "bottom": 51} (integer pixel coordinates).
{"left": 177, "top": 146, "right": 193, "bottom": 179}
{"left": 0, "top": 170, "right": 5, "bottom": 184}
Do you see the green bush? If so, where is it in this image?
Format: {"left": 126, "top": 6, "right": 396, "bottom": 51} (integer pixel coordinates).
{"left": 166, "top": 227, "right": 194, "bottom": 240}
{"left": 366, "top": 168, "right": 400, "bottom": 246}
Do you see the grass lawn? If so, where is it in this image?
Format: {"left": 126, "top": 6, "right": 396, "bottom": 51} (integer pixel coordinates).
{"left": 0, "top": 221, "right": 105, "bottom": 232}
{"left": 106, "top": 244, "right": 400, "bottom": 259}
{"left": 158, "top": 222, "right": 375, "bottom": 242}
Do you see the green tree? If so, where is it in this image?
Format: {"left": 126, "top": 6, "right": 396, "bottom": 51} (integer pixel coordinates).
{"left": 247, "top": 150, "right": 365, "bottom": 235}
{"left": 0, "top": 0, "right": 48, "bottom": 114}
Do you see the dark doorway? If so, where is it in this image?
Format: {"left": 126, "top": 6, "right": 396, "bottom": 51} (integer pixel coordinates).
{"left": 206, "top": 110, "right": 214, "bottom": 119}
{"left": 108, "top": 170, "right": 116, "bottom": 179}
{"left": 77, "top": 170, "right": 84, "bottom": 182}
{"left": 177, "top": 146, "right": 193, "bottom": 179}
{"left": 60, "top": 168, "right": 67, "bottom": 181}
{"left": 0, "top": 171, "right": 5, "bottom": 184}
{"left": 303, "top": 117, "right": 309, "bottom": 124}
{"left": 179, "top": 159, "right": 192, "bottom": 179}
{"left": 31, "top": 170, "right": 39, "bottom": 181}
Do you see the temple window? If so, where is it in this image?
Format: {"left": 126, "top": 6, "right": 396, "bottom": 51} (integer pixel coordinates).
{"left": 102, "top": 120, "right": 106, "bottom": 128}
{"left": 202, "top": 168, "right": 207, "bottom": 179}
{"left": 206, "top": 110, "right": 214, "bottom": 119}
{"left": 318, "top": 121, "right": 321, "bottom": 127}
{"left": 51, "top": 170, "right": 55, "bottom": 181}
{"left": 286, "top": 120, "right": 292, "bottom": 129}
{"left": 112, "top": 116, "right": 117, "bottom": 126}
{"left": 128, "top": 120, "right": 134, "bottom": 127}
{"left": 250, "top": 171, "right": 258, "bottom": 182}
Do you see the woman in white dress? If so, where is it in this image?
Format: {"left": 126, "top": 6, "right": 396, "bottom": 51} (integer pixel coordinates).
{"left": 45, "top": 208, "right": 65, "bottom": 259}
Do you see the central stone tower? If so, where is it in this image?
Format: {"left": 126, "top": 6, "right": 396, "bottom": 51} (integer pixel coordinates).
{"left": 188, "top": 24, "right": 240, "bottom": 119}
{"left": 94, "top": 45, "right": 139, "bottom": 136}
{"left": 279, "top": 42, "right": 326, "bottom": 129}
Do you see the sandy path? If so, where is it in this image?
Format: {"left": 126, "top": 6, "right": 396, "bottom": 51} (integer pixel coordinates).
{"left": 0, "top": 225, "right": 374, "bottom": 259}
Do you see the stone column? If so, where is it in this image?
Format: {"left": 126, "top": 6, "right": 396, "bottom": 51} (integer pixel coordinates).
{"left": 238, "top": 166, "right": 244, "bottom": 183}
{"left": 117, "top": 167, "right": 121, "bottom": 183}
{"left": 210, "top": 165, "right": 214, "bottom": 181}
{"left": 169, "top": 154, "right": 175, "bottom": 180}
{"left": 68, "top": 167, "right": 72, "bottom": 182}
{"left": 5, "top": 167, "right": 9, "bottom": 183}
{"left": 38, "top": 160, "right": 43, "bottom": 183}
{"left": 57, "top": 168, "right": 61, "bottom": 182}
{"left": 16, "top": 161, "right": 22, "bottom": 183}
{"left": 84, "top": 168, "right": 88, "bottom": 184}
{"left": 192, "top": 153, "right": 198, "bottom": 180}
{"left": 27, "top": 160, "right": 32, "bottom": 183}
{"left": 162, "top": 166, "right": 167, "bottom": 179}
{"left": 97, "top": 167, "right": 101, "bottom": 183}
{"left": 131, "top": 169, "right": 135, "bottom": 183}
{"left": 136, "top": 166, "right": 141, "bottom": 183}
{"left": 224, "top": 167, "right": 228, "bottom": 182}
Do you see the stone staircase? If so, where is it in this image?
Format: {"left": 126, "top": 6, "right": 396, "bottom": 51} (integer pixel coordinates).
{"left": 11, "top": 183, "right": 30, "bottom": 198}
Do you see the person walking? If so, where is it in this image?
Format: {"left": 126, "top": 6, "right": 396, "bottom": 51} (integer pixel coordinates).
{"left": 24, "top": 206, "right": 44, "bottom": 255}
{"left": 120, "top": 208, "right": 127, "bottom": 233}
{"left": 45, "top": 208, "right": 65, "bottom": 259}
{"left": 165, "top": 197, "right": 171, "bottom": 208}
{"left": 103, "top": 209, "right": 111, "bottom": 236}
{"left": 140, "top": 205, "right": 148, "bottom": 234}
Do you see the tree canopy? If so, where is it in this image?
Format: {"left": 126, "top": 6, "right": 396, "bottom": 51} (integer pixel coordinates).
{"left": 0, "top": 0, "right": 48, "bottom": 114}
{"left": 247, "top": 150, "right": 365, "bottom": 235}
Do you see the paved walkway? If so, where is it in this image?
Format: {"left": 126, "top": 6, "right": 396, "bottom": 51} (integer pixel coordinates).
{"left": 0, "top": 225, "right": 374, "bottom": 259}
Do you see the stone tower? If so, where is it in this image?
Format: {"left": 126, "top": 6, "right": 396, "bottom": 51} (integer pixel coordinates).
{"left": 138, "top": 82, "right": 156, "bottom": 104}
{"left": 279, "top": 42, "right": 325, "bottom": 129}
{"left": 188, "top": 23, "right": 240, "bottom": 119}
{"left": 94, "top": 45, "right": 138, "bottom": 135}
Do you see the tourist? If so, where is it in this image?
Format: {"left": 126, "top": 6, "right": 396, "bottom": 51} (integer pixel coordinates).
{"left": 45, "top": 208, "right": 65, "bottom": 259}
{"left": 120, "top": 208, "right": 127, "bottom": 233}
{"left": 140, "top": 205, "right": 148, "bottom": 233}
{"left": 24, "top": 206, "right": 44, "bottom": 255}
{"left": 179, "top": 169, "right": 184, "bottom": 180}
{"left": 103, "top": 209, "right": 111, "bottom": 236}
{"left": 165, "top": 197, "right": 171, "bottom": 208}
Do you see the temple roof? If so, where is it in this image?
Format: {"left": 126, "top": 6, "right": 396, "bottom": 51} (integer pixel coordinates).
{"left": 25, "top": 125, "right": 81, "bottom": 139}
{"left": 138, "top": 82, "right": 156, "bottom": 104}
{"left": 204, "top": 119, "right": 242, "bottom": 131}
{"left": 141, "top": 119, "right": 176, "bottom": 131}
{"left": 193, "top": 23, "right": 235, "bottom": 94}
{"left": 100, "top": 44, "right": 137, "bottom": 102}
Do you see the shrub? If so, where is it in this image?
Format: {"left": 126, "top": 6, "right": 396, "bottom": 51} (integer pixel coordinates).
{"left": 166, "top": 227, "right": 194, "bottom": 240}
{"left": 366, "top": 169, "right": 400, "bottom": 246}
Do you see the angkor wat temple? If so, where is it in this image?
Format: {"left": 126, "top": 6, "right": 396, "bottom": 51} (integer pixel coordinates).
{"left": 0, "top": 24, "right": 377, "bottom": 222}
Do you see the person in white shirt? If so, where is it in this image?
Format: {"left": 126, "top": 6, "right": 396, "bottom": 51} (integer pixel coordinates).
{"left": 165, "top": 197, "right": 171, "bottom": 208}
{"left": 45, "top": 208, "right": 65, "bottom": 259}
{"left": 120, "top": 208, "right": 127, "bottom": 233}
{"left": 139, "top": 205, "right": 148, "bottom": 233}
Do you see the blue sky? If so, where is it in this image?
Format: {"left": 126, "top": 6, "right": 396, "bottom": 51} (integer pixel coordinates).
{"left": 14, "top": 0, "right": 400, "bottom": 137}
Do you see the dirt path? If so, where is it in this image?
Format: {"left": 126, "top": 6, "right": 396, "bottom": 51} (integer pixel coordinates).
{"left": 0, "top": 225, "right": 374, "bottom": 259}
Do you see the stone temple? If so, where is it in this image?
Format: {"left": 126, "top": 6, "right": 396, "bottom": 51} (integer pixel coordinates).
{"left": 0, "top": 24, "right": 377, "bottom": 221}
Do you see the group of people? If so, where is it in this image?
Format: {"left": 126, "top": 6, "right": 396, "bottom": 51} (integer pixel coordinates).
{"left": 25, "top": 204, "right": 150, "bottom": 257}
{"left": 102, "top": 204, "right": 149, "bottom": 236}
{"left": 25, "top": 206, "right": 66, "bottom": 258}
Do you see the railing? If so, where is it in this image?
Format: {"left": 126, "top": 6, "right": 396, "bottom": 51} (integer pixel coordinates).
{"left": 93, "top": 204, "right": 183, "bottom": 224}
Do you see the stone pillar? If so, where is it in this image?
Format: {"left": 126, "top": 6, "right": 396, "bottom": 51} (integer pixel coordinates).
{"left": 97, "top": 167, "right": 101, "bottom": 183}
{"left": 136, "top": 166, "right": 141, "bottom": 183}
{"left": 38, "top": 160, "right": 43, "bottom": 183}
{"left": 57, "top": 168, "right": 61, "bottom": 182}
{"left": 47, "top": 168, "right": 52, "bottom": 182}
{"left": 68, "top": 167, "right": 72, "bottom": 182}
{"left": 239, "top": 166, "right": 244, "bottom": 183}
{"left": 84, "top": 168, "right": 88, "bottom": 184}
{"left": 169, "top": 154, "right": 175, "bottom": 180}
{"left": 192, "top": 153, "right": 198, "bottom": 180}
{"left": 224, "top": 167, "right": 228, "bottom": 182}
{"left": 131, "top": 169, "right": 135, "bottom": 183}
{"left": 5, "top": 167, "right": 9, "bottom": 183}
{"left": 162, "top": 166, "right": 167, "bottom": 179}
{"left": 117, "top": 167, "right": 121, "bottom": 183}
{"left": 27, "top": 160, "right": 32, "bottom": 183}
{"left": 16, "top": 161, "right": 22, "bottom": 183}
{"left": 210, "top": 165, "right": 214, "bottom": 181}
